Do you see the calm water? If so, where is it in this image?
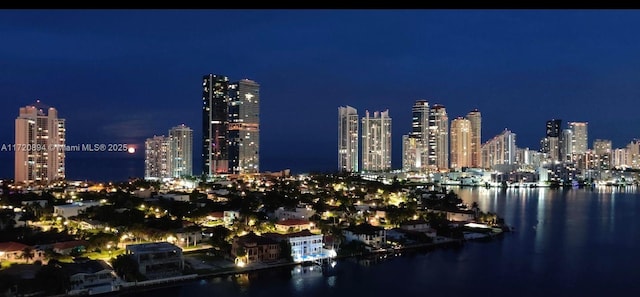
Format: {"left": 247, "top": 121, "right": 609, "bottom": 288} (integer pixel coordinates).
{"left": 122, "top": 187, "right": 640, "bottom": 296}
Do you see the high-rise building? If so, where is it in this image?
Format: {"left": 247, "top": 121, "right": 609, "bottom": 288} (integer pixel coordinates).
{"left": 428, "top": 104, "right": 448, "bottom": 171}
{"left": 202, "top": 74, "right": 260, "bottom": 176}
{"left": 612, "top": 148, "right": 628, "bottom": 168}
{"left": 338, "top": 106, "right": 359, "bottom": 172}
{"left": 15, "top": 102, "right": 65, "bottom": 184}
{"left": 145, "top": 135, "right": 171, "bottom": 180}
{"left": 627, "top": 139, "right": 640, "bottom": 169}
{"left": 546, "top": 119, "right": 562, "bottom": 137}
{"left": 411, "top": 100, "right": 430, "bottom": 171}
{"left": 202, "top": 74, "right": 230, "bottom": 176}
{"left": 362, "top": 110, "right": 391, "bottom": 171}
{"left": 541, "top": 119, "right": 562, "bottom": 162}
{"left": 593, "top": 139, "right": 612, "bottom": 170}
{"left": 568, "top": 122, "right": 588, "bottom": 154}
{"left": 228, "top": 79, "right": 260, "bottom": 174}
{"left": 560, "top": 129, "right": 573, "bottom": 162}
{"left": 467, "top": 109, "right": 482, "bottom": 168}
{"left": 450, "top": 117, "right": 471, "bottom": 169}
{"left": 169, "top": 124, "right": 193, "bottom": 178}
{"left": 402, "top": 134, "right": 421, "bottom": 172}
{"left": 481, "top": 129, "right": 517, "bottom": 170}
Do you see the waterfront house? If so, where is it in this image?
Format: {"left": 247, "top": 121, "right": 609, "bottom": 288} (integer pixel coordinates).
{"left": 263, "top": 230, "right": 324, "bottom": 262}
{"left": 344, "top": 223, "right": 386, "bottom": 249}
{"left": 231, "top": 232, "right": 281, "bottom": 265}
{"left": 64, "top": 259, "right": 119, "bottom": 295}
{"left": 125, "top": 242, "right": 184, "bottom": 280}
{"left": 0, "top": 242, "right": 30, "bottom": 262}
{"left": 274, "top": 219, "right": 314, "bottom": 232}
{"left": 173, "top": 226, "right": 203, "bottom": 247}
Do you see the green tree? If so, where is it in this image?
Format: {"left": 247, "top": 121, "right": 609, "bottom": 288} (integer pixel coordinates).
{"left": 111, "top": 254, "right": 145, "bottom": 282}
{"left": 279, "top": 241, "right": 293, "bottom": 262}
{"left": 21, "top": 247, "right": 35, "bottom": 263}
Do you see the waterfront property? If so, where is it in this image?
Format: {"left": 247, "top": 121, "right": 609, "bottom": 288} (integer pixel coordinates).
{"left": 64, "top": 260, "right": 119, "bottom": 296}
{"left": 53, "top": 201, "right": 101, "bottom": 218}
{"left": 263, "top": 230, "right": 328, "bottom": 263}
{"left": 231, "top": 232, "right": 280, "bottom": 265}
{"left": 125, "top": 242, "right": 184, "bottom": 280}
{"left": 344, "top": 223, "right": 387, "bottom": 250}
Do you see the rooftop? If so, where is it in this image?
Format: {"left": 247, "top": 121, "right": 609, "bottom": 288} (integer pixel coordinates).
{"left": 275, "top": 219, "right": 312, "bottom": 226}
{"left": 235, "top": 232, "right": 278, "bottom": 246}
{"left": 126, "top": 242, "right": 181, "bottom": 253}
{"left": 345, "top": 223, "right": 384, "bottom": 235}
{"left": 0, "top": 241, "right": 30, "bottom": 252}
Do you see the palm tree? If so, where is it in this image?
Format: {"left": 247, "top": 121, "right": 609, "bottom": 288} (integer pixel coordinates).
{"left": 21, "top": 247, "right": 35, "bottom": 263}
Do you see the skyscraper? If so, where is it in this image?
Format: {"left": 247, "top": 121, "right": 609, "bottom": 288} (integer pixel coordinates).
{"left": 362, "top": 110, "right": 392, "bottom": 171}
{"left": 428, "top": 104, "right": 448, "bottom": 171}
{"left": 568, "top": 122, "right": 588, "bottom": 154}
{"left": 202, "top": 74, "right": 260, "bottom": 176}
{"left": 228, "top": 79, "right": 260, "bottom": 174}
{"left": 15, "top": 102, "right": 66, "bottom": 184}
{"left": 467, "top": 109, "right": 482, "bottom": 168}
{"left": 202, "top": 74, "right": 230, "bottom": 176}
{"left": 338, "top": 106, "right": 359, "bottom": 172}
{"left": 560, "top": 129, "right": 573, "bottom": 162}
{"left": 169, "top": 124, "right": 193, "bottom": 178}
{"left": 542, "top": 119, "right": 562, "bottom": 162}
{"left": 410, "top": 100, "right": 430, "bottom": 171}
{"left": 593, "top": 139, "right": 612, "bottom": 170}
{"left": 450, "top": 117, "right": 471, "bottom": 169}
{"left": 402, "top": 134, "right": 421, "bottom": 172}
{"left": 145, "top": 135, "right": 171, "bottom": 180}
{"left": 481, "top": 129, "right": 517, "bottom": 169}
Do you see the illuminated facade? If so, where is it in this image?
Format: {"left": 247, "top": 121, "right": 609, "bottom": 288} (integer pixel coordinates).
{"left": 402, "top": 134, "right": 421, "bottom": 172}
{"left": 362, "top": 110, "right": 392, "bottom": 171}
{"left": 228, "top": 79, "right": 260, "bottom": 174}
{"left": 560, "top": 129, "right": 573, "bottom": 162}
{"left": 541, "top": 119, "right": 562, "bottom": 162}
{"left": 202, "top": 74, "right": 230, "bottom": 176}
{"left": 169, "top": 124, "right": 193, "bottom": 178}
{"left": 467, "top": 109, "right": 482, "bottom": 168}
{"left": 338, "top": 105, "right": 359, "bottom": 172}
{"left": 145, "top": 135, "right": 171, "bottom": 180}
{"left": 15, "top": 102, "right": 65, "bottom": 184}
{"left": 450, "top": 117, "right": 471, "bottom": 169}
{"left": 202, "top": 74, "right": 260, "bottom": 176}
{"left": 593, "top": 139, "right": 612, "bottom": 170}
{"left": 568, "top": 122, "right": 588, "bottom": 154}
{"left": 612, "top": 148, "right": 628, "bottom": 168}
{"left": 481, "top": 129, "right": 517, "bottom": 169}
{"left": 627, "top": 139, "right": 640, "bottom": 169}
{"left": 428, "top": 104, "right": 448, "bottom": 171}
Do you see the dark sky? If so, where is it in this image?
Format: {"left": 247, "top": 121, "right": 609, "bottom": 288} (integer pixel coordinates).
{"left": 1, "top": 9, "right": 640, "bottom": 178}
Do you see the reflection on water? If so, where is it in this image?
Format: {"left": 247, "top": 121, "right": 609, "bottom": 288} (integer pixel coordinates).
{"left": 126, "top": 187, "right": 640, "bottom": 297}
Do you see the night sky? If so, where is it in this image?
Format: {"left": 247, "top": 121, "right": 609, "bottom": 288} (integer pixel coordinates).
{"left": 1, "top": 10, "right": 640, "bottom": 179}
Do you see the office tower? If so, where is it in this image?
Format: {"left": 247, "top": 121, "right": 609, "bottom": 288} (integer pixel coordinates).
{"left": 481, "top": 129, "right": 517, "bottom": 169}
{"left": 202, "top": 74, "right": 260, "bottom": 176}
{"left": 228, "top": 79, "right": 260, "bottom": 174}
{"left": 428, "top": 104, "right": 448, "bottom": 171}
{"left": 169, "top": 124, "right": 193, "bottom": 178}
{"left": 568, "top": 122, "right": 588, "bottom": 154}
{"left": 338, "top": 106, "right": 359, "bottom": 172}
{"left": 593, "top": 139, "right": 612, "bottom": 170}
{"left": 467, "top": 109, "right": 482, "bottom": 168}
{"left": 450, "top": 117, "right": 471, "bottom": 169}
{"left": 14, "top": 102, "right": 65, "bottom": 184}
{"left": 411, "top": 100, "right": 430, "bottom": 140}
{"left": 516, "top": 147, "right": 542, "bottom": 169}
{"left": 546, "top": 119, "right": 562, "bottom": 138}
{"left": 627, "top": 139, "right": 640, "bottom": 169}
{"left": 560, "top": 129, "right": 573, "bottom": 162}
{"left": 145, "top": 135, "right": 171, "bottom": 180}
{"left": 202, "top": 74, "right": 230, "bottom": 176}
{"left": 362, "top": 110, "right": 392, "bottom": 171}
{"left": 402, "top": 134, "right": 421, "bottom": 172}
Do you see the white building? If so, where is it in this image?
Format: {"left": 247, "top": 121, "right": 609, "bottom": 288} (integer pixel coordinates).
{"left": 54, "top": 201, "right": 101, "bottom": 218}
{"left": 338, "top": 105, "right": 359, "bottom": 172}
{"left": 482, "top": 129, "right": 517, "bottom": 170}
{"left": 223, "top": 210, "right": 240, "bottom": 226}
{"left": 145, "top": 135, "right": 172, "bottom": 180}
{"left": 265, "top": 230, "right": 325, "bottom": 263}
{"left": 125, "top": 242, "right": 184, "bottom": 280}
{"left": 169, "top": 124, "right": 193, "bottom": 178}
{"left": 14, "top": 102, "right": 66, "bottom": 184}
{"left": 362, "top": 110, "right": 392, "bottom": 171}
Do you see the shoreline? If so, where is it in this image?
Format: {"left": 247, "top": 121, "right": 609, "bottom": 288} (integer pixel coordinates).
{"left": 102, "top": 233, "right": 503, "bottom": 297}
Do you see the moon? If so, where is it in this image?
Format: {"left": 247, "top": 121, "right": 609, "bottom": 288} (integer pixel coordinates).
{"left": 128, "top": 147, "right": 136, "bottom": 154}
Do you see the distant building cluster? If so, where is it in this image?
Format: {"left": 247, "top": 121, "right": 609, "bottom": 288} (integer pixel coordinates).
{"left": 144, "top": 124, "right": 194, "bottom": 180}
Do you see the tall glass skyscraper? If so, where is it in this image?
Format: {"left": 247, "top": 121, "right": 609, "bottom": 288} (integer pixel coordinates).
{"left": 450, "top": 117, "right": 471, "bottom": 169}
{"left": 338, "top": 105, "right": 359, "bottom": 172}
{"left": 202, "top": 74, "right": 260, "bottom": 176}
{"left": 467, "top": 109, "right": 482, "bottom": 168}
{"left": 428, "top": 104, "right": 448, "bottom": 171}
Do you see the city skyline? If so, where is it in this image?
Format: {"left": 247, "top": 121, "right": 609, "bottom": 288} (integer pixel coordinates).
{"left": 2, "top": 10, "right": 640, "bottom": 179}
